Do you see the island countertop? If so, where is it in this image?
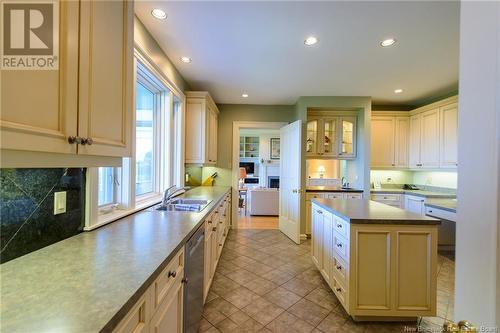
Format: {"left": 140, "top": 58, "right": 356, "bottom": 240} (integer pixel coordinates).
{"left": 312, "top": 198, "right": 440, "bottom": 225}
{"left": 0, "top": 186, "right": 231, "bottom": 333}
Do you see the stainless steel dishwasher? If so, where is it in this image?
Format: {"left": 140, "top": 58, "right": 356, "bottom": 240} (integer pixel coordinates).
{"left": 183, "top": 225, "right": 205, "bottom": 333}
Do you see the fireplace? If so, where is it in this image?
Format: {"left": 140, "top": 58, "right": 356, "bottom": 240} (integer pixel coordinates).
{"left": 268, "top": 176, "right": 280, "bottom": 189}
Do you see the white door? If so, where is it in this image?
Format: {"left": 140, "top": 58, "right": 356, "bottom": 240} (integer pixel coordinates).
{"left": 279, "top": 120, "right": 302, "bottom": 244}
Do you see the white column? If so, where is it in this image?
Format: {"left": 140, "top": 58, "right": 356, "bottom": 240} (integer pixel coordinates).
{"left": 456, "top": 0, "right": 500, "bottom": 327}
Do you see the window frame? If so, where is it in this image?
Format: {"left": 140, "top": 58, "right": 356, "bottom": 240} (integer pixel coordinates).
{"left": 84, "top": 47, "right": 186, "bottom": 231}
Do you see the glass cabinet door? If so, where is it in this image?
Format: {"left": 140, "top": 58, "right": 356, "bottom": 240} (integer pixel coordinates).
{"left": 322, "top": 118, "right": 337, "bottom": 156}
{"left": 306, "top": 120, "right": 318, "bottom": 155}
{"left": 340, "top": 117, "right": 356, "bottom": 158}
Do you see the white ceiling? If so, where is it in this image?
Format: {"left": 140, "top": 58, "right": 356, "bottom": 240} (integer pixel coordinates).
{"left": 135, "top": 1, "right": 460, "bottom": 106}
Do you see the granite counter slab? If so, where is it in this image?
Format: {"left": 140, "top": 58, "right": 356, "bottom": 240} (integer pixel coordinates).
{"left": 306, "top": 186, "right": 364, "bottom": 193}
{"left": 371, "top": 188, "right": 456, "bottom": 199}
{"left": 0, "top": 186, "right": 231, "bottom": 333}
{"left": 424, "top": 198, "right": 457, "bottom": 213}
{"left": 312, "top": 198, "right": 440, "bottom": 225}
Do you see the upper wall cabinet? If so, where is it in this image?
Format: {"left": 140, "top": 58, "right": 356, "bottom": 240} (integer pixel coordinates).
{"left": 371, "top": 116, "right": 409, "bottom": 168}
{"left": 306, "top": 116, "right": 357, "bottom": 159}
{"left": 0, "top": 0, "right": 133, "bottom": 159}
{"left": 185, "top": 92, "right": 219, "bottom": 165}
{"left": 372, "top": 96, "right": 458, "bottom": 170}
{"left": 78, "top": 0, "right": 134, "bottom": 157}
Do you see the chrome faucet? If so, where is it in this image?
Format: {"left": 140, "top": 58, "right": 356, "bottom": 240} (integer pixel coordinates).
{"left": 162, "top": 186, "right": 186, "bottom": 205}
{"left": 341, "top": 177, "right": 349, "bottom": 188}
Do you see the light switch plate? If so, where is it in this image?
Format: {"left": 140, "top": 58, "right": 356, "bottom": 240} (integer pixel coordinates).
{"left": 54, "top": 191, "right": 67, "bottom": 215}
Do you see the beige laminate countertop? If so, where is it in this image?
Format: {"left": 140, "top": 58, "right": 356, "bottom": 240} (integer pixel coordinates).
{"left": 425, "top": 198, "right": 457, "bottom": 213}
{"left": 312, "top": 198, "right": 440, "bottom": 225}
{"left": 0, "top": 186, "right": 231, "bottom": 333}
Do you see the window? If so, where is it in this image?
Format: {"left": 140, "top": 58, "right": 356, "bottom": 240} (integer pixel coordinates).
{"left": 86, "top": 49, "right": 185, "bottom": 230}
{"left": 135, "top": 82, "right": 157, "bottom": 197}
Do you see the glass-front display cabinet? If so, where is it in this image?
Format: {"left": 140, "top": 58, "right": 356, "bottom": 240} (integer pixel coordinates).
{"left": 305, "top": 115, "right": 356, "bottom": 159}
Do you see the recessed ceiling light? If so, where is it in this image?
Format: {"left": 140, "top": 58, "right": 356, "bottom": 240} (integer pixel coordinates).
{"left": 380, "top": 38, "right": 396, "bottom": 47}
{"left": 180, "top": 56, "right": 192, "bottom": 63}
{"left": 304, "top": 36, "right": 318, "bottom": 46}
{"left": 242, "top": 93, "right": 249, "bottom": 98}
{"left": 151, "top": 8, "right": 167, "bottom": 20}
{"left": 394, "top": 89, "right": 403, "bottom": 94}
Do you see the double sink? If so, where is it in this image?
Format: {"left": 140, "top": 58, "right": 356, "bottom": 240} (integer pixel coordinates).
{"left": 155, "top": 198, "right": 212, "bottom": 212}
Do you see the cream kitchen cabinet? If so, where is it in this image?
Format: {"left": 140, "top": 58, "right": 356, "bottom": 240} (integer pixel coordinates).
{"left": 409, "top": 109, "right": 440, "bottom": 168}
{"left": 404, "top": 195, "right": 426, "bottom": 215}
{"left": 371, "top": 193, "right": 403, "bottom": 208}
{"left": 371, "top": 116, "right": 409, "bottom": 168}
{"left": 306, "top": 116, "right": 356, "bottom": 159}
{"left": 1, "top": 0, "right": 133, "bottom": 159}
{"left": 185, "top": 92, "right": 219, "bottom": 165}
{"left": 113, "top": 247, "right": 184, "bottom": 333}
{"left": 439, "top": 103, "right": 458, "bottom": 168}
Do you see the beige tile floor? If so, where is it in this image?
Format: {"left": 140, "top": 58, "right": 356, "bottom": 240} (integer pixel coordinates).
{"left": 200, "top": 229, "right": 455, "bottom": 333}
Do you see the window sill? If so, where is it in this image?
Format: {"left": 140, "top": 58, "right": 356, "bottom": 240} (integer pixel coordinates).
{"left": 84, "top": 195, "right": 162, "bottom": 231}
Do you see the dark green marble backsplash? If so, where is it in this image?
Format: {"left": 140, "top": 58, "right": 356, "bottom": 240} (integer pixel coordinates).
{"left": 0, "top": 168, "right": 85, "bottom": 264}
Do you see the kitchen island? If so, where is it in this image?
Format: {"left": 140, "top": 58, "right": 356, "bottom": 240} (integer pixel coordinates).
{"left": 311, "top": 198, "right": 440, "bottom": 321}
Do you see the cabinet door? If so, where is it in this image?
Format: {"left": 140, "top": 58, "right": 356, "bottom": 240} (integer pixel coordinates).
{"left": 394, "top": 117, "right": 409, "bottom": 168}
{"left": 420, "top": 109, "right": 440, "bottom": 168}
{"left": 207, "top": 108, "right": 217, "bottom": 164}
{"left": 311, "top": 207, "right": 323, "bottom": 268}
{"left": 204, "top": 224, "right": 213, "bottom": 301}
{"left": 409, "top": 115, "right": 422, "bottom": 168}
{"left": 440, "top": 103, "right": 458, "bottom": 168}
{"left": 371, "top": 117, "right": 395, "bottom": 167}
{"left": 305, "top": 200, "right": 312, "bottom": 235}
{"left": 211, "top": 227, "right": 218, "bottom": 274}
{"left": 404, "top": 195, "right": 425, "bottom": 215}
{"left": 322, "top": 118, "right": 338, "bottom": 157}
{"left": 321, "top": 212, "right": 333, "bottom": 286}
{"left": 339, "top": 117, "right": 356, "bottom": 158}
{"left": 306, "top": 119, "right": 319, "bottom": 156}
{"left": 149, "top": 278, "right": 183, "bottom": 333}
{"left": 78, "top": 0, "right": 133, "bottom": 157}
{"left": 185, "top": 99, "right": 206, "bottom": 163}
{"left": 0, "top": 1, "right": 79, "bottom": 154}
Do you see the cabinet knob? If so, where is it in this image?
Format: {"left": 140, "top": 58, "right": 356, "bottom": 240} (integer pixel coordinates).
{"left": 212, "top": 227, "right": 217, "bottom": 232}
{"left": 336, "top": 287, "right": 342, "bottom": 292}
{"left": 336, "top": 243, "right": 342, "bottom": 248}
{"left": 68, "top": 136, "right": 82, "bottom": 144}
{"left": 219, "top": 244, "right": 222, "bottom": 247}
{"left": 337, "top": 224, "right": 342, "bottom": 228}
{"left": 81, "top": 137, "right": 93, "bottom": 146}
{"left": 336, "top": 265, "right": 342, "bottom": 270}
{"left": 181, "top": 278, "right": 188, "bottom": 284}
{"left": 168, "top": 270, "right": 177, "bottom": 278}
{"left": 317, "top": 210, "right": 322, "bottom": 214}
{"left": 208, "top": 220, "right": 212, "bottom": 224}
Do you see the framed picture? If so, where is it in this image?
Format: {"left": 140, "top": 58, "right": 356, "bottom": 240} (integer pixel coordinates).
{"left": 270, "top": 138, "right": 280, "bottom": 159}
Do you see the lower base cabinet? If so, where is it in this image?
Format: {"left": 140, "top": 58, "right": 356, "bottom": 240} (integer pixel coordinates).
{"left": 149, "top": 277, "right": 183, "bottom": 333}
{"left": 311, "top": 203, "right": 438, "bottom": 320}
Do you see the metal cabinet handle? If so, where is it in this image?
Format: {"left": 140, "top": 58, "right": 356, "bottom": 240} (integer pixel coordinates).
{"left": 80, "top": 137, "right": 93, "bottom": 146}
{"left": 168, "top": 270, "right": 177, "bottom": 278}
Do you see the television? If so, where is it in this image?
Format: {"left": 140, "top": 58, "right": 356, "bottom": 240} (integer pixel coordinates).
{"left": 239, "top": 162, "right": 255, "bottom": 175}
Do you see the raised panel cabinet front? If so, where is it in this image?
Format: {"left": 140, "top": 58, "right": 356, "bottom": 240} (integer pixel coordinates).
{"left": 0, "top": 0, "right": 79, "bottom": 154}
{"left": 409, "top": 115, "right": 422, "bottom": 168}
{"left": 78, "top": 0, "right": 133, "bottom": 157}
{"left": 352, "top": 229, "right": 391, "bottom": 312}
{"left": 371, "top": 117, "right": 395, "bottom": 167}
{"left": 394, "top": 230, "right": 436, "bottom": 315}
{"left": 440, "top": 103, "right": 458, "bottom": 168}
{"left": 420, "top": 109, "right": 440, "bottom": 168}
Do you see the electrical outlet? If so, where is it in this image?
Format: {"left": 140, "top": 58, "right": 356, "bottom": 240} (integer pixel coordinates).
{"left": 54, "top": 191, "right": 67, "bottom": 215}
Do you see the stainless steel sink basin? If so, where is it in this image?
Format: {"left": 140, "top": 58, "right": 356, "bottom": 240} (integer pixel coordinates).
{"left": 170, "top": 199, "right": 211, "bottom": 205}
{"left": 154, "top": 198, "right": 212, "bottom": 212}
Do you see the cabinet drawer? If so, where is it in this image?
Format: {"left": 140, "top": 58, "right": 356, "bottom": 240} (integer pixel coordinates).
{"left": 326, "top": 193, "right": 344, "bottom": 199}
{"left": 332, "top": 275, "right": 349, "bottom": 311}
{"left": 425, "top": 206, "right": 457, "bottom": 222}
{"left": 333, "top": 215, "right": 349, "bottom": 239}
{"left": 154, "top": 248, "right": 184, "bottom": 310}
{"left": 371, "top": 194, "right": 401, "bottom": 202}
{"left": 333, "top": 233, "right": 349, "bottom": 262}
{"left": 307, "top": 192, "right": 324, "bottom": 200}
{"left": 332, "top": 255, "right": 349, "bottom": 288}
{"left": 345, "top": 193, "right": 363, "bottom": 200}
